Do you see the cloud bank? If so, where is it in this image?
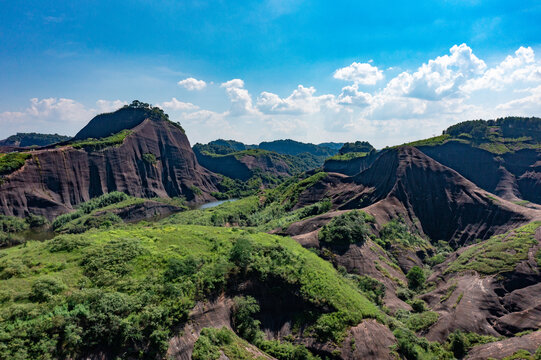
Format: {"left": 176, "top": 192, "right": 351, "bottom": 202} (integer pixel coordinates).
{"left": 2, "top": 44, "right": 541, "bottom": 147}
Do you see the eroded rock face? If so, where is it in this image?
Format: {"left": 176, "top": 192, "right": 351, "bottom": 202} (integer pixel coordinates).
{"left": 290, "top": 147, "right": 538, "bottom": 246}
{"left": 0, "top": 117, "right": 220, "bottom": 220}
{"left": 466, "top": 331, "right": 541, "bottom": 360}
{"left": 418, "top": 142, "right": 541, "bottom": 204}
{"left": 340, "top": 320, "right": 396, "bottom": 360}
{"left": 422, "top": 227, "right": 541, "bottom": 341}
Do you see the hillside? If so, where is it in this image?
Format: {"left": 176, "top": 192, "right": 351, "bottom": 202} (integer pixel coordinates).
{"left": 193, "top": 147, "right": 322, "bottom": 185}
{"left": 0, "top": 102, "right": 220, "bottom": 220}
{"left": 0, "top": 132, "right": 71, "bottom": 147}
{"left": 410, "top": 117, "right": 541, "bottom": 204}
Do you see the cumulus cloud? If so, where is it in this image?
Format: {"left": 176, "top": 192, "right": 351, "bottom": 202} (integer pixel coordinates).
{"left": 160, "top": 97, "right": 199, "bottom": 111}
{"left": 464, "top": 46, "right": 541, "bottom": 92}
{"left": 496, "top": 85, "right": 541, "bottom": 113}
{"left": 0, "top": 98, "right": 127, "bottom": 137}
{"left": 178, "top": 77, "right": 207, "bottom": 91}
{"left": 3, "top": 44, "right": 541, "bottom": 148}
{"left": 221, "top": 79, "right": 260, "bottom": 116}
{"left": 333, "top": 62, "right": 383, "bottom": 85}
{"left": 257, "top": 85, "right": 335, "bottom": 115}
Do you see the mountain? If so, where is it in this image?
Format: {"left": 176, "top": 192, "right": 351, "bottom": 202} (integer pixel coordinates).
{"left": 285, "top": 146, "right": 538, "bottom": 247}
{"left": 193, "top": 147, "right": 320, "bottom": 183}
{"left": 258, "top": 139, "right": 337, "bottom": 157}
{"left": 0, "top": 132, "right": 70, "bottom": 147}
{"left": 318, "top": 142, "right": 344, "bottom": 150}
{"left": 0, "top": 102, "right": 220, "bottom": 220}
{"left": 411, "top": 117, "right": 541, "bottom": 204}
{"left": 193, "top": 139, "right": 331, "bottom": 184}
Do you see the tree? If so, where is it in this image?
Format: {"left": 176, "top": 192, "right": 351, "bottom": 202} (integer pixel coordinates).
{"left": 230, "top": 237, "right": 253, "bottom": 270}
{"left": 406, "top": 266, "right": 425, "bottom": 290}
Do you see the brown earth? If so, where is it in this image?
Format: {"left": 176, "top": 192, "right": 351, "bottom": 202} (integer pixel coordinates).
{"left": 418, "top": 142, "right": 541, "bottom": 204}
{"left": 466, "top": 331, "right": 541, "bottom": 360}
{"left": 0, "top": 113, "right": 220, "bottom": 220}
{"left": 194, "top": 150, "right": 294, "bottom": 182}
{"left": 288, "top": 146, "right": 540, "bottom": 247}
{"left": 421, "top": 226, "right": 541, "bottom": 342}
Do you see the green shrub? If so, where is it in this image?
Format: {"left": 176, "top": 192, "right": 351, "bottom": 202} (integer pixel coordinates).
{"left": 410, "top": 299, "right": 427, "bottom": 313}
{"left": 0, "top": 215, "right": 28, "bottom": 233}
{"left": 0, "top": 152, "right": 31, "bottom": 176}
{"left": 70, "top": 130, "right": 132, "bottom": 151}
{"left": 406, "top": 266, "right": 425, "bottom": 290}
{"left": 351, "top": 274, "right": 385, "bottom": 306}
{"left": 231, "top": 296, "right": 262, "bottom": 343}
{"left": 397, "top": 287, "right": 415, "bottom": 301}
{"left": 30, "top": 277, "right": 66, "bottom": 302}
{"left": 319, "top": 210, "right": 373, "bottom": 245}
{"left": 25, "top": 214, "right": 48, "bottom": 228}
{"left": 142, "top": 153, "right": 157, "bottom": 164}
{"left": 230, "top": 237, "right": 253, "bottom": 270}
{"left": 380, "top": 218, "right": 427, "bottom": 249}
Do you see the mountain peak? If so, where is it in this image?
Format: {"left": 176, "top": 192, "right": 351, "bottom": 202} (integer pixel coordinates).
{"left": 74, "top": 100, "right": 180, "bottom": 140}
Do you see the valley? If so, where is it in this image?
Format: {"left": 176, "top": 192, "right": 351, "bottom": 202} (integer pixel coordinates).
{"left": 0, "top": 102, "right": 540, "bottom": 360}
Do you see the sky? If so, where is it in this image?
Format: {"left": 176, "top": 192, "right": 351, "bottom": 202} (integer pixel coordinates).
{"left": 1, "top": 0, "right": 540, "bottom": 148}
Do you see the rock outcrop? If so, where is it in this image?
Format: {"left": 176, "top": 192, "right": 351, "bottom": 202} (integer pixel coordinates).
{"left": 0, "top": 107, "right": 220, "bottom": 220}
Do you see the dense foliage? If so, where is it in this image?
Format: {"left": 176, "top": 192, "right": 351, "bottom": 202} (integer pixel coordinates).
{"left": 0, "top": 133, "right": 70, "bottom": 147}
{"left": 70, "top": 129, "right": 132, "bottom": 151}
{"left": 338, "top": 141, "right": 374, "bottom": 154}
{"left": 446, "top": 221, "right": 541, "bottom": 274}
{"left": 0, "top": 224, "right": 381, "bottom": 358}
{"left": 319, "top": 210, "right": 374, "bottom": 245}
{"left": 0, "top": 152, "right": 31, "bottom": 176}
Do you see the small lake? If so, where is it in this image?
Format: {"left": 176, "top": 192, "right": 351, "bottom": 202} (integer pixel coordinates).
{"left": 196, "top": 199, "right": 238, "bottom": 210}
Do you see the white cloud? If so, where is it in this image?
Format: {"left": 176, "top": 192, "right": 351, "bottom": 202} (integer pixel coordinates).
{"left": 464, "top": 46, "right": 541, "bottom": 92}
{"left": 257, "top": 85, "right": 335, "bottom": 115}
{"left": 496, "top": 85, "right": 541, "bottom": 113}
{"left": 333, "top": 62, "right": 383, "bottom": 85}
{"left": 160, "top": 97, "right": 199, "bottom": 111}
{"left": 382, "top": 43, "right": 486, "bottom": 101}
{"left": 0, "top": 98, "right": 126, "bottom": 137}
{"left": 221, "top": 79, "right": 260, "bottom": 116}
{"left": 178, "top": 77, "right": 207, "bottom": 91}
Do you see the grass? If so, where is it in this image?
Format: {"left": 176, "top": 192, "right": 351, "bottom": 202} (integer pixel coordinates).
{"left": 445, "top": 221, "right": 541, "bottom": 275}
{"left": 0, "top": 152, "right": 31, "bottom": 176}
{"left": 69, "top": 129, "right": 132, "bottom": 151}
{"left": 440, "top": 283, "right": 457, "bottom": 303}
{"left": 0, "top": 222, "right": 381, "bottom": 358}
{"left": 326, "top": 152, "right": 369, "bottom": 161}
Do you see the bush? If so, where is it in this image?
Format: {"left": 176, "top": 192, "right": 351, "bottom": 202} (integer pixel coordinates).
{"left": 142, "top": 153, "right": 157, "bottom": 164}
{"left": 231, "top": 296, "right": 262, "bottom": 343}
{"left": 0, "top": 215, "right": 28, "bottom": 233}
{"left": 407, "top": 266, "right": 425, "bottom": 290}
{"left": 397, "top": 287, "right": 415, "bottom": 301}
{"left": 0, "top": 152, "right": 31, "bottom": 176}
{"left": 410, "top": 299, "right": 427, "bottom": 313}
{"left": 30, "top": 277, "right": 66, "bottom": 302}
{"left": 319, "top": 210, "right": 373, "bottom": 245}
{"left": 230, "top": 237, "right": 253, "bottom": 270}
{"left": 448, "top": 330, "right": 468, "bottom": 359}
{"left": 25, "top": 214, "right": 48, "bottom": 228}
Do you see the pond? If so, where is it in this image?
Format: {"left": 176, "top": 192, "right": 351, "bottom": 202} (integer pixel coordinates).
{"left": 196, "top": 198, "right": 238, "bottom": 210}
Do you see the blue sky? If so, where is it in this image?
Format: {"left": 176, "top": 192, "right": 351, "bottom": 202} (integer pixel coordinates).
{"left": 1, "top": 0, "right": 540, "bottom": 147}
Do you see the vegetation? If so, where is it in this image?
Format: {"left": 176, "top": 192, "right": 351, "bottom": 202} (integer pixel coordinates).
{"left": 319, "top": 210, "right": 374, "bottom": 245}
{"left": 446, "top": 221, "right": 541, "bottom": 274}
{"left": 404, "top": 117, "right": 541, "bottom": 154}
{"left": 338, "top": 141, "right": 374, "bottom": 154}
{"left": 0, "top": 222, "right": 381, "bottom": 358}
{"left": 52, "top": 191, "right": 133, "bottom": 233}
{"left": 0, "top": 132, "right": 70, "bottom": 147}
{"left": 378, "top": 218, "right": 430, "bottom": 250}
{"left": 142, "top": 153, "right": 157, "bottom": 164}
{"left": 69, "top": 129, "right": 132, "bottom": 151}
{"left": 406, "top": 266, "right": 426, "bottom": 290}
{"left": 326, "top": 151, "right": 370, "bottom": 162}
{"left": 0, "top": 152, "right": 31, "bottom": 176}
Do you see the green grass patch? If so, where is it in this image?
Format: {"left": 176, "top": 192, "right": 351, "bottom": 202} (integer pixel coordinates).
{"left": 0, "top": 152, "right": 31, "bottom": 176}
{"left": 0, "top": 223, "right": 381, "bottom": 358}
{"left": 69, "top": 129, "right": 132, "bottom": 151}
{"left": 326, "top": 152, "right": 368, "bottom": 161}
{"left": 445, "top": 221, "right": 541, "bottom": 275}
